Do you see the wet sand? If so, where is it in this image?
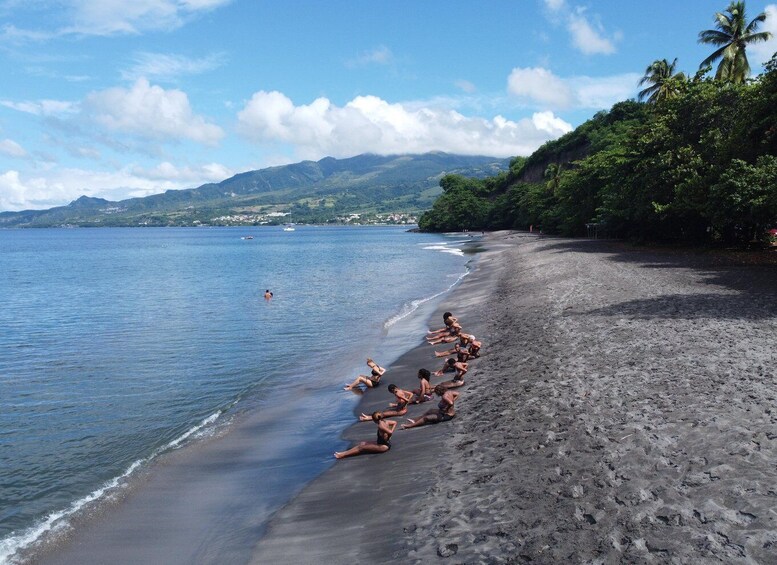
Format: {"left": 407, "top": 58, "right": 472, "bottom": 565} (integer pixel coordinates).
{"left": 253, "top": 231, "right": 777, "bottom": 563}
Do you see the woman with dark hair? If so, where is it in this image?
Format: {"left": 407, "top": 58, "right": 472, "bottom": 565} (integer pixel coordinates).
{"left": 410, "top": 368, "right": 434, "bottom": 404}
{"left": 426, "top": 312, "right": 458, "bottom": 338}
{"left": 359, "top": 384, "right": 413, "bottom": 421}
{"left": 433, "top": 342, "right": 470, "bottom": 361}
{"left": 433, "top": 358, "right": 468, "bottom": 389}
{"left": 401, "top": 385, "right": 459, "bottom": 429}
{"left": 334, "top": 412, "right": 397, "bottom": 459}
{"left": 426, "top": 316, "right": 462, "bottom": 345}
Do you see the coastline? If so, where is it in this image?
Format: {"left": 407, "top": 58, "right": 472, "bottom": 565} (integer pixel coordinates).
{"left": 250, "top": 232, "right": 499, "bottom": 563}
{"left": 14, "top": 229, "right": 472, "bottom": 565}
{"left": 20, "top": 230, "right": 777, "bottom": 563}
{"left": 253, "top": 230, "right": 777, "bottom": 563}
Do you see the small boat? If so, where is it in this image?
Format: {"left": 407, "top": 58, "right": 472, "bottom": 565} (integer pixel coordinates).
{"left": 282, "top": 224, "right": 295, "bottom": 232}
{"left": 241, "top": 235, "right": 254, "bottom": 240}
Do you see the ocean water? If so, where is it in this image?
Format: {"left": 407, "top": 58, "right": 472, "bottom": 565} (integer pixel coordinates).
{"left": 0, "top": 226, "right": 474, "bottom": 562}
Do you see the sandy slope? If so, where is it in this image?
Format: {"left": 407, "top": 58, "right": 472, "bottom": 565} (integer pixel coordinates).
{"left": 253, "top": 231, "right": 777, "bottom": 564}
{"left": 403, "top": 232, "right": 777, "bottom": 563}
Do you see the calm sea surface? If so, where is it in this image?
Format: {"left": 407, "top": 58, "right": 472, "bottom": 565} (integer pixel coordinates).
{"left": 0, "top": 225, "right": 473, "bottom": 561}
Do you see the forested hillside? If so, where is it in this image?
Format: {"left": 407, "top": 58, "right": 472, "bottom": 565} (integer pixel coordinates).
{"left": 420, "top": 2, "right": 777, "bottom": 245}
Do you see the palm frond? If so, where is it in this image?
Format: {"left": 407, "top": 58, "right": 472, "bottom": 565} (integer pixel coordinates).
{"left": 699, "top": 30, "right": 731, "bottom": 45}
{"left": 745, "top": 12, "right": 767, "bottom": 33}
{"left": 699, "top": 44, "right": 729, "bottom": 69}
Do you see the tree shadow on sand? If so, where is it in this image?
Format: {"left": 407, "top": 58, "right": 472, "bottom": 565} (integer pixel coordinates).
{"left": 537, "top": 239, "right": 777, "bottom": 320}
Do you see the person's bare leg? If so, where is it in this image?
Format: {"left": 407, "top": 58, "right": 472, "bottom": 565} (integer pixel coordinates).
{"left": 344, "top": 376, "right": 371, "bottom": 390}
{"left": 334, "top": 442, "right": 388, "bottom": 459}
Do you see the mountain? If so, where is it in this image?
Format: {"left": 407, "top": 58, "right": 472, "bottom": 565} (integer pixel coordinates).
{"left": 0, "top": 153, "right": 510, "bottom": 228}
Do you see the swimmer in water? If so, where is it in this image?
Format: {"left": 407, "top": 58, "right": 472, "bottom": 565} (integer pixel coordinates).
{"left": 264, "top": 289, "right": 273, "bottom": 300}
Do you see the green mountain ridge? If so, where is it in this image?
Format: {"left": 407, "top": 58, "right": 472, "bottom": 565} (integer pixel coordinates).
{"left": 0, "top": 152, "right": 509, "bottom": 228}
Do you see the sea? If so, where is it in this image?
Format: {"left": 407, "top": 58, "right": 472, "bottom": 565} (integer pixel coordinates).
{"left": 0, "top": 225, "right": 476, "bottom": 563}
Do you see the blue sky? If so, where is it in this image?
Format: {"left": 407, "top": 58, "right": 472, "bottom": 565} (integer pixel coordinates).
{"left": 1, "top": 0, "right": 776, "bottom": 211}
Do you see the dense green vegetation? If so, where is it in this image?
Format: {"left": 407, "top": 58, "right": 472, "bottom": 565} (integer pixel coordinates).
{"left": 420, "top": 2, "right": 777, "bottom": 245}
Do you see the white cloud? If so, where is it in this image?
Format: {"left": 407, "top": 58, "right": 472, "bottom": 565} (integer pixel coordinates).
{"left": 532, "top": 111, "right": 573, "bottom": 135}
{"left": 543, "top": 0, "right": 566, "bottom": 12}
{"left": 64, "top": 0, "right": 233, "bottom": 36}
{"left": 346, "top": 46, "right": 394, "bottom": 68}
{"left": 0, "top": 161, "right": 235, "bottom": 211}
{"left": 568, "top": 10, "right": 617, "bottom": 55}
{"left": 507, "top": 67, "right": 576, "bottom": 108}
{"left": 750, "top": 5, "right": 777, "bottom": 67}
{"left": 0, "top": 170, "right": 72, "bottom": 211}
{"left": 507, "top": 66, "right": 638, "bottom": 111}
{"left": 574, "top": 73, "right": 641, "bottom": 108}
{"left": 0, "top": 23, "right": 53, "bottom": 43}
{"left": 454, "top": 79, "right": 477, "bottom": 93}
{"left": 0, "top": 138, "right": 28, "bottom": 158}
{"left": 0, "top": 99, "right": 76, "bottom": 116}
{"left": 541, "top": 2, "right": 619, "bottom": 55}
{"left": 131, "top": 161, "right": 233, "bottom": 183}
{"left": 121, "top": 52, "right": 225, "bottom": 82}
{"left": 236, "top": 90, "right": 572, "bottom": 160}
{"left": 83, "top": 78, "right": 224, "bottom": 145}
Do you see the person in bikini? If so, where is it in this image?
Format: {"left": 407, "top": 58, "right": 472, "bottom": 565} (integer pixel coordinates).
{"left": 433, "top": 342, "right": 470, "bottom": 362}
{"left": 359, "top": 384, "right": 413, "bottom": 421}
{"left": 401, "top": 385, "right": 459, "bottom": 429}
{"left": 426, "top": 312, "right": 459, "bottom": 338}
{"left": 344, "top": 358, "right": 386, "bottom": 390}
{"left": 426, "top": 320, "right": 462, "bottom": 345}
{"left": 409, "top": 368, "right": 434, "bottom": 404}
{"left": 433, "top": 358, "right": 468, "bottom": 388}
{"left": 433, "top": 357, "right": 468, "bottom": 376}
{"left": 458, "top": 333, "right": 481, "bottom": 358}
{"left": 334, "top": 412, "right": 397, "bottom": 459}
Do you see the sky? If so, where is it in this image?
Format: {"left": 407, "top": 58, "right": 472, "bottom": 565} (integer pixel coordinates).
{"left": 1, "top": 1, "right": 776, "bottom": 212}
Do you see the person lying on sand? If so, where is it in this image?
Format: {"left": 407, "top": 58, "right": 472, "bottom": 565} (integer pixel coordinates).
{"left": 434, "top": 342, "right": 471, "bottom": 361}
{"left": 426, "top": 312, "right": 459, "bottom": 337}
{"left": 359, "top": 384, "right": 413, "bottom": 421}
{"left": 334, "top": 412, "right": 397, "bottom": 459}
{"left": 433, "top": 358, "right": 468, "bottom": 380}
{"left": 344, "top": 359, "right": 386, "bottom": 390}
{"left": 458, "top": 334, "right": 481, "bottom": 357}
{"left": 410, "top": 368, "right": 434, "bottom": 404}
{"left": 435, "top": 360, "right": 468, "bottom": 390}
{"left": 402, "top": 386, "right": 459, "bottom": 429}
{"left": 427, "top": 323, "right": 462, "bottom": 345}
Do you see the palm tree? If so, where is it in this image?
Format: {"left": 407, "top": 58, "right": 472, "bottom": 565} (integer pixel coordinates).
{"left": 544, "top": 163, "right": 562, "bottom": 193}
{"left": 637, "top": 58, "right": 687, "bottom": 103}
{"left": 698, "top": 1, "right": 772, "bottom": 83}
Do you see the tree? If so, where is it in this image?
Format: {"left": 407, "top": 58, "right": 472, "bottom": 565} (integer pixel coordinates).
{"left": 638, "top": 58, "right": 687, "bottom": 103}
{"left": 544, "top": 163, "right": 562, "bottom": 192}
{"left": 698, "top": 1, "right": 772, "bottom": 83}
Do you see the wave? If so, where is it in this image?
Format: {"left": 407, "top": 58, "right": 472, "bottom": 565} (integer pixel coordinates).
{"left": 421, "top": 244, "right": 464, "bottom": 257}
{"left": 0, "top": 411, "right": 225, "bottom": 564}
{"left": 383, "top": 269, "right": 470, "bottom": 330}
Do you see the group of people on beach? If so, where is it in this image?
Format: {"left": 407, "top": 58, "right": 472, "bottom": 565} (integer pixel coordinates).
{"left": 335, "top": 311, "right": 482, "bottom": 459}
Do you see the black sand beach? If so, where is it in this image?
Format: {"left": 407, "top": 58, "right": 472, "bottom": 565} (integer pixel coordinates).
{"left": 253, "top": 231, "right": 777, "bottom": 564}
{"left": 29, "top": 231, "right": 777, "bottom": 563}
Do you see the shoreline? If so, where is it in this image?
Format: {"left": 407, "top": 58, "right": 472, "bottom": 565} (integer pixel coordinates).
{"left": 253, "top": 230, "right": 777, "bottom": 563}
{"left": 15, "top": 231, "right": 473, "bottom": 565}
{"left": 250, "top": 232, "right": 499, "bottom": 562}
{"left": 20, "top": 230, "right": 777, "bottom": 563}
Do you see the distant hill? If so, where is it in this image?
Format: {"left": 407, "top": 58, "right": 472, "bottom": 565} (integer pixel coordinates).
{"left": 0, "top": 152, "right": 510, "bottom": 227}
